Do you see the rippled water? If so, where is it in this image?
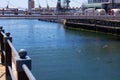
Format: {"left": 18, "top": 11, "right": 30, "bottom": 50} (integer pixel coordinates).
{"left": 0, "top": 19, "right": 120, "bottom": 80}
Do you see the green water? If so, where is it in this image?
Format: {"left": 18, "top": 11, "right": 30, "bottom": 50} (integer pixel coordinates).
{"left": 0, "top": 20, "right": 120, "bottom": 80}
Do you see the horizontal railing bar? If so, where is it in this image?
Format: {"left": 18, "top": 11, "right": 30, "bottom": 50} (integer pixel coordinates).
{"left": 3, "top": 51, "right": 5, "bottom": 57}
{"left": 7, "top": 40, "right": 19, "bottom": 57}
{"left": 1, "top": 31, "right": 6, "bottom": 37}
{"left": 22, "top": 64, "right": 36, "bottom": 80}
{"left": 8, "top": 66, "right": 16, "bottom": 80}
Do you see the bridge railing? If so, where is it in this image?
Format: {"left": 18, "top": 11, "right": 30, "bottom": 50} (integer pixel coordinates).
{"left": 0, "top": 26, "right": 36, "bottom": 80}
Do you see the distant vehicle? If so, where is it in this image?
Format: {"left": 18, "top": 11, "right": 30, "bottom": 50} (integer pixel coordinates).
{"left": 84, "top": 8, "right": 95, "bottom": 16}
{"left": 95, "top": 9, "right": 106, "bottom": 16}
{"left": 111, "top": 9, "right": 120, "bottom": 16}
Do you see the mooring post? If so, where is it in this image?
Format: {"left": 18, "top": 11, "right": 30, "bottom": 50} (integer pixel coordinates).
{"left": 4, "top": 32, "right": 12, "bottom": 80}
{"left": 16, "top": 49, "right": 31, "bottom": 80}
{"left": 0, "top": 26, "right": 5, "bottom": 64}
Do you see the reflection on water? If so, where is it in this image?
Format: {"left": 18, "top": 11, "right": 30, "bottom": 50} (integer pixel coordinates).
{"left": 0, "top": 20, "right": 120, "bottom": 80}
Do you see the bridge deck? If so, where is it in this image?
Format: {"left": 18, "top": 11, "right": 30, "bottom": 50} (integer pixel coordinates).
{"left": 0, "top": 54, "right": 5, "bottom": 80}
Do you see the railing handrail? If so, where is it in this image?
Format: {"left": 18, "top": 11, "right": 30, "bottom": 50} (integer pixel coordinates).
{"left": 0, "top": 27, "right": 36, "bottom": 80}
{"left": 1, "top": 31, "right": 6, "bottom": 37}
{"left": 7, "top": 40, "right": 19, "bottom": 57}
{"left": 22, "top": 64, "right": 36, "bottom": 80}
{"left": 8, "top": 66, "right": 16, "bottom": 80}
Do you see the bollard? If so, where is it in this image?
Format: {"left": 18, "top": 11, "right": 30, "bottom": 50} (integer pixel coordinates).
{"left": 19, "top": 49, "right": 27, "bottom": 59}
{"left": 16, "top": 49, "right": 31, "bottom": 80}
{"left": 0, "top": 26, "right": 5, "bottom": 64}
{"left": 0, "top": 26, "right": 4, "bottom": 32}
{"left": 4, "top": 32, "right": 12, "bottom": 80}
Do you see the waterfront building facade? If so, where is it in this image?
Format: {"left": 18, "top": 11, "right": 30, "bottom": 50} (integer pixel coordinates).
{"left": 83, "top": 0, "right": 120, "bottom": 12}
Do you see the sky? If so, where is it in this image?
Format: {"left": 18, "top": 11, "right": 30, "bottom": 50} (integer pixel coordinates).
{"left": 0, "top": 0, "right": 87, "bottom": 9}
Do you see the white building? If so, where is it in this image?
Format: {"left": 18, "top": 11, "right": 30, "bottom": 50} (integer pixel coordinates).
{"left": 82, "top": 0, "right": 120, "bottom": 12}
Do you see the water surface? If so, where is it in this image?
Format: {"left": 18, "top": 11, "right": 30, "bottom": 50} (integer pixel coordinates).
{"left": 0, "top": 20, "right": 120, "bottom": 80}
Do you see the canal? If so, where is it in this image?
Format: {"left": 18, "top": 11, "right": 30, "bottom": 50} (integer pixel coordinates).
{"left": 0, "top": 20, "right": 120, "bottom": 80}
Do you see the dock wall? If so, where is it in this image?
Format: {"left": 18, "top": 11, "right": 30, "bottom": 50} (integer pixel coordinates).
{"left": 65, "top": 19, "right": 120, "bottom": 35}
{"left": 38, "top": 18, "right": 64, "bottom": 23}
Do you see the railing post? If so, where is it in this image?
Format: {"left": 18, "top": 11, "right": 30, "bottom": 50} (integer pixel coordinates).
{"left": 16, "top": 49, "right": 31, "bottom": 80}
{"left": 0, "top": 26, "right": 5, "bottom": 64}
{"left": 4, "top": 32, "right": 12, "bottom": 80}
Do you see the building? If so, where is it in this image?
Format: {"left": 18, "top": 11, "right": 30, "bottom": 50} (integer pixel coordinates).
{"left": 28, "top": 0, "right": 35, "bottom": 13}
{"left": 82, "top": 0, "right": 120, "bottom": 12}
{"left": 113, "top": 0, "right": 120, "bottom": 8}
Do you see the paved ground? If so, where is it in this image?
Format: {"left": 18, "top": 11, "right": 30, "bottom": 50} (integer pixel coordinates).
{"left": 0, "top": 56, "right": 5, "bottom": 80}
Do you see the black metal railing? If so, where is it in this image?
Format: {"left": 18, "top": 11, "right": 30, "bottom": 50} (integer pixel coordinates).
{"left": 0, "top": 26, "right": 36, "bottom": 80}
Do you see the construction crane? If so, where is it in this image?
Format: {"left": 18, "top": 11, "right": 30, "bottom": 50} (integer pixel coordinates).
{"left": 62, "top": 0, "right": 70, "bottom": 9}
{"left": 5, "top": 0, "right": 10, "bottom": 9}
{"left": 57, "top": 0, "right": 70, "bottom": 10}
{"left": 56, "top": 0, "right": 62, "bottom": 10}
{"left": 66, "top": 0, "right": 70, "bottom": 8}
{"left": 38, "top": 0, "right": 41, "bottom": 8}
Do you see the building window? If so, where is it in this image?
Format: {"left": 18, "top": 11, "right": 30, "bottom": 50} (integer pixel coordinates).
{"left": 88, "top": 0, "right": 109, "bottom": 3}
{"left": 102, "top": 0, "right": 109, "bottom": 2}
{"left": 88, "top": 0, "right": 93, "bottom": 3}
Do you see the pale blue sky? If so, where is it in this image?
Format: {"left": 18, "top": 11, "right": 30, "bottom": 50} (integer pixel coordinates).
{"left": 0, "top": 0, "right": 87, "bottom": 9}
